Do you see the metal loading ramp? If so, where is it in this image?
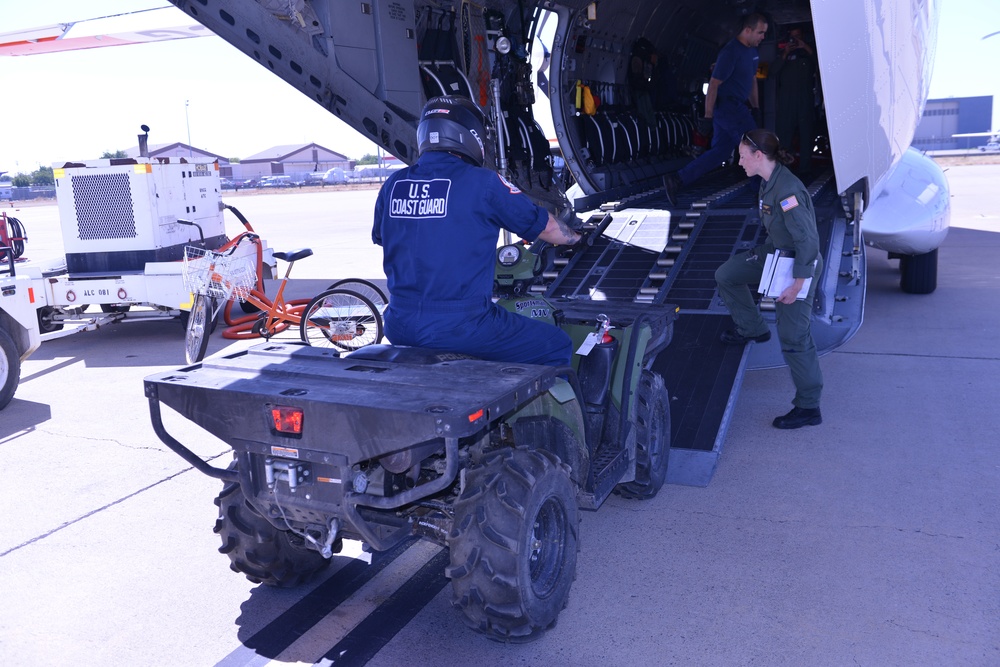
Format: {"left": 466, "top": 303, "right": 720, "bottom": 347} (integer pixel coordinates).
{"left": 554, "top": 170, "right": 854, "bottom": 486}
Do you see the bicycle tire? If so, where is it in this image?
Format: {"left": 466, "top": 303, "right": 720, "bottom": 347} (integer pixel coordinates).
{"left": 300, "top": 288, "right": 383, "bottom": 350}
{"left": 325, "top": 278, "right": 388, "bottom": 309}
{"left": 185, "top": 294, "right": 216, "bottom": 364}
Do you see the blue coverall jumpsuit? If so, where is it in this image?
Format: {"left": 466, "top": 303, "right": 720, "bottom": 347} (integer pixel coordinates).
{"left": 678, "top": 38, "right": 760, "bottom": 187}
{"left": 372, "top": 151, "right": 573, "bottom": 367}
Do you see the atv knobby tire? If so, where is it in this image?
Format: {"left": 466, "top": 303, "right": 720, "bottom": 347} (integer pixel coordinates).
{"left": 447, "top": 448, "right": 579, "bottom": 642}
{"left": 615, "top": 370, "right": 670, "bottom": 499}
{"left": 214, "top": 480, "right": 330, "bottom": 587}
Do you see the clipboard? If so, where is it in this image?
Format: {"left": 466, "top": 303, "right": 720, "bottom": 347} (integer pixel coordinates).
{"left": 758, "top": 249, "right": 815, "bottom": 300}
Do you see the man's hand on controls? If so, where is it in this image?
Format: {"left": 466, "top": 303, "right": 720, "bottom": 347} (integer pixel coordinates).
{"left": 697, "top": 116, "right": 714, "bottom": 135}
{"left": 538, "top": 211, "right": 583, "bottom": 246}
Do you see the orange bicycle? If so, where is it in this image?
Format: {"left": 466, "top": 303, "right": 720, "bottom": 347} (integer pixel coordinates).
{"left": 183, "top": 233, "right": 384, "bottom": 364}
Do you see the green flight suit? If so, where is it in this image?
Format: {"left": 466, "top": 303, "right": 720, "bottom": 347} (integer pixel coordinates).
{"left": 715, "top": 163, "right": 824, "bottom": 408}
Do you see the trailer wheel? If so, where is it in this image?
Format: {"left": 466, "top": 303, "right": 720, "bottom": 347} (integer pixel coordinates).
{"left": 0, "top": 328, "right": 20, "bottom": 411}
{"left": 447, "top": 448, "right": 578, "bottom": 642}
{"left": 615, "top": 370, "right": 670, "bottom": 500}
{"left": 214, "top": 479, "right": 330, "bottom": 587}
{"left": 37, "top": 306, "right": 63, "bottom": 333}
{"left": 184, "top": 294, "right": 215, "bottom": 364}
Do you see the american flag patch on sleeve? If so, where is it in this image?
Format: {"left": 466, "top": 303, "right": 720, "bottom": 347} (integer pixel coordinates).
{"left": 780, "top": 195, "right": 799, "bottom": 212}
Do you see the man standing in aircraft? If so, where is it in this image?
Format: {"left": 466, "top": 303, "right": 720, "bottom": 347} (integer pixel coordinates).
{"left": 373, "top": 95, "right": 581, "bottom": 367}
{"left": 775, "top": 26, "right": 817, "bottom": 175}
{"left": 715, "top": 129, "right": 823, "bottom": 429}
{"left": 663, "top": 13, "right": 768, "bottom": 205}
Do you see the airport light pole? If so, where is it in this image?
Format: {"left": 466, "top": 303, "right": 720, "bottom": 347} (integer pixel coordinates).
{"left": 185, "top": 100, "right": 193, "bottom": 156}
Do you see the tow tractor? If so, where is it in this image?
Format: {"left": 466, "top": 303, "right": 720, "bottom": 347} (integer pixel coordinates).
{"left": 19, "top": 128, "right": 272, "bottom": 341}
{"left": 1, "top": 216, "right": 40, "bottom": 410}
{"left": 145, "top": 220, "right": 678, "bottom": 641}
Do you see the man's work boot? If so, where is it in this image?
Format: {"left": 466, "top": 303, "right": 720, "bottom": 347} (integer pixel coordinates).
{"left": 772, "top": 406, "right": 822, "bottom": 429}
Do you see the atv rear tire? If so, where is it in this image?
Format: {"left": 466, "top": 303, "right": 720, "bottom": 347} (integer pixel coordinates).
{"left": 447, "top": 448, "right": 578, "bottom": 642}
{"left": 615, "top": 370, "right": 670, "bottom": 499}
{"left": 214, "top": 480, "right": 330, "bottom": 587}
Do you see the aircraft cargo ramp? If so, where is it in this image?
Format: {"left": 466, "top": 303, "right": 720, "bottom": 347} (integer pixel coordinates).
{"left": 545, "top": 170, "right": 863, "bottom": 486}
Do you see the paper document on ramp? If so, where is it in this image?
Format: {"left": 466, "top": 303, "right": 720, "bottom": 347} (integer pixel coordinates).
{"left": 758, "top": 249, "right": 815, "bottom": 300}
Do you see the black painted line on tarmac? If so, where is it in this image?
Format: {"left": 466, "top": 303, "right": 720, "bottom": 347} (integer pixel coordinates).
{"left": 215, "top": 538, "right": 416, "bottom": 667}
{"left": 314, "top": 549, "right": 451, "bottom": 667}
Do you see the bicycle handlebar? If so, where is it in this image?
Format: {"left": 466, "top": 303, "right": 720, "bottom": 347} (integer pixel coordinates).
{"left": 224, "top": 231, "right": 260, "bottom": 256}
{"left": 224, "top": 205, "right": 254, "bottom": 232}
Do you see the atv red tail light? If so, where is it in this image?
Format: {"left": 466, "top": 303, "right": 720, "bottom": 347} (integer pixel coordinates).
{"left": 271, "top": 406, "right": 304, "bottom": 434}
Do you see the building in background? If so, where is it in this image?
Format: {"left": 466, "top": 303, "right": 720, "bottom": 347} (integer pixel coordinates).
{"left": 124, "top": 142, "right": 232, "bottom": 173}
{"left": 235, "top": 143, "right": 354, "bottom": 182}
{"left": 913, "top": 96, "right": 994, "bottom": 151}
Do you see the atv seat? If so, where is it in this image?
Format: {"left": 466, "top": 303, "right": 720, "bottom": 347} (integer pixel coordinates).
{"left": 346, "top": 344, "right": 479, "bottom": 365}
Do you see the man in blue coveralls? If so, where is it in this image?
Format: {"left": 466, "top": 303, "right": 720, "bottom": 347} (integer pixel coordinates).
{"left": 663, "top": 13, "right": 768, "bottom": 205}
{"left": 373, "top": 96, "right": 582, "bottom": 367}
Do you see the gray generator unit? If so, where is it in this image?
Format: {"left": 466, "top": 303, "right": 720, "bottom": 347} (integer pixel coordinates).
{"left": 53, "top": 158, "right": 226, "bottom": 276}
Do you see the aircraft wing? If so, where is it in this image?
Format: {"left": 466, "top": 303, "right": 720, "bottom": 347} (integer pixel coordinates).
{"left": 0, "top": 21, "right": 208, "bottom": 57}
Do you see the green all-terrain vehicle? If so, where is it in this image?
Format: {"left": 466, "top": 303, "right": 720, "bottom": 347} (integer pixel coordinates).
{"left": 145, "top": 226, "right": 677, "bottom": 641}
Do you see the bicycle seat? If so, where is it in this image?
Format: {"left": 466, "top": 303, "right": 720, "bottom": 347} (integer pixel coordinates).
{"left": 346, "top": 344, "right": 479, "bottom": 365}
{"left": 272, "top": 248, "right": 313, "bottom": 262}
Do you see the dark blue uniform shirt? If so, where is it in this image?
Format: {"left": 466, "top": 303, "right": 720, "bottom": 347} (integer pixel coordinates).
{"left": 712, "top": 38, "right": 760, "bottom": 104}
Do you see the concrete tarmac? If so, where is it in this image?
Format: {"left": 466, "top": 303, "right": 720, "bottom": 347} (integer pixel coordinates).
{"left": 0, "top": 166, "right": 997, "bottom": 665}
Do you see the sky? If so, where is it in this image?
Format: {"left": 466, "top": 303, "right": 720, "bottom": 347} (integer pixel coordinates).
{"left": 2, "top": 0, "right": 999, "bottom": 176}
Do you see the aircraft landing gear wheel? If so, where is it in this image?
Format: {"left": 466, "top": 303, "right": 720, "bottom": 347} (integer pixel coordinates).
{"left": 615, "top": 370, "right": 670, "bottom": 500}
{"left": 0, "top": 328, "right": 20, "bottom": 411}
{"left": 300, "top": 288, "right": 383, "bottom": 350}
{"left": 184, "top": 294, "right": 215, "bottom": 364}
{"left": 900, "top": 248, "right": 938, "bottom": 294}
{"left": 447, "top": 448, "right": 579, "bottom": 642}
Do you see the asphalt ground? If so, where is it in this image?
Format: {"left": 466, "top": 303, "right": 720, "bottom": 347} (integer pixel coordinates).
{"left": 0, "top": 165, "right": 997, "bottom": 665}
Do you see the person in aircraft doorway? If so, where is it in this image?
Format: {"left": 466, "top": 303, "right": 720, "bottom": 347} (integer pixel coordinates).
{"left": 775, "top": 26, "right": 818, "bottom": 175}
{"left": 662, "top": 12, "right": 768, "bottom": 207}
{"left": 715, "top": 129, "right": 824, "bottom": 429}
{"left": 372, "top": 95, "right": 581, "bottom": 367}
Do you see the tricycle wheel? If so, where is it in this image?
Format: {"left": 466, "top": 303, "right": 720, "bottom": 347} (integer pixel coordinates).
{"left": 300, "top": 288, "right": 383, "bottom": 349}
{"left": 615, "top": 370, "right": 670, "bottom": 500}
{"left": 447, "top": 448, "right": 578, "bottom": 642}
{"left": 214, "top": 480, "right": 330, "bottom": 587}
{"left": 184, "top": 294, "right": 215, "bottom": 364}
{"left": 0, "top": 328, "right": 20, "bottom": 410}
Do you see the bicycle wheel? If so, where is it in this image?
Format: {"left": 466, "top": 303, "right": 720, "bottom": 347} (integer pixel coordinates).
{"left": 185, "top": 294, "right": 216, "bottom": 364}
{"left": 300, "top": 289, "right": 383, "bottom": 350}
{"left": 326, "top": 278, "right": 388, "bottom": 309}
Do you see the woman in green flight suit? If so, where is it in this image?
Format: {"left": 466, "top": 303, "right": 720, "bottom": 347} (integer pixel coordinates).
{"left": 715, "top": 128, "right": 824, "bottom": 429}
